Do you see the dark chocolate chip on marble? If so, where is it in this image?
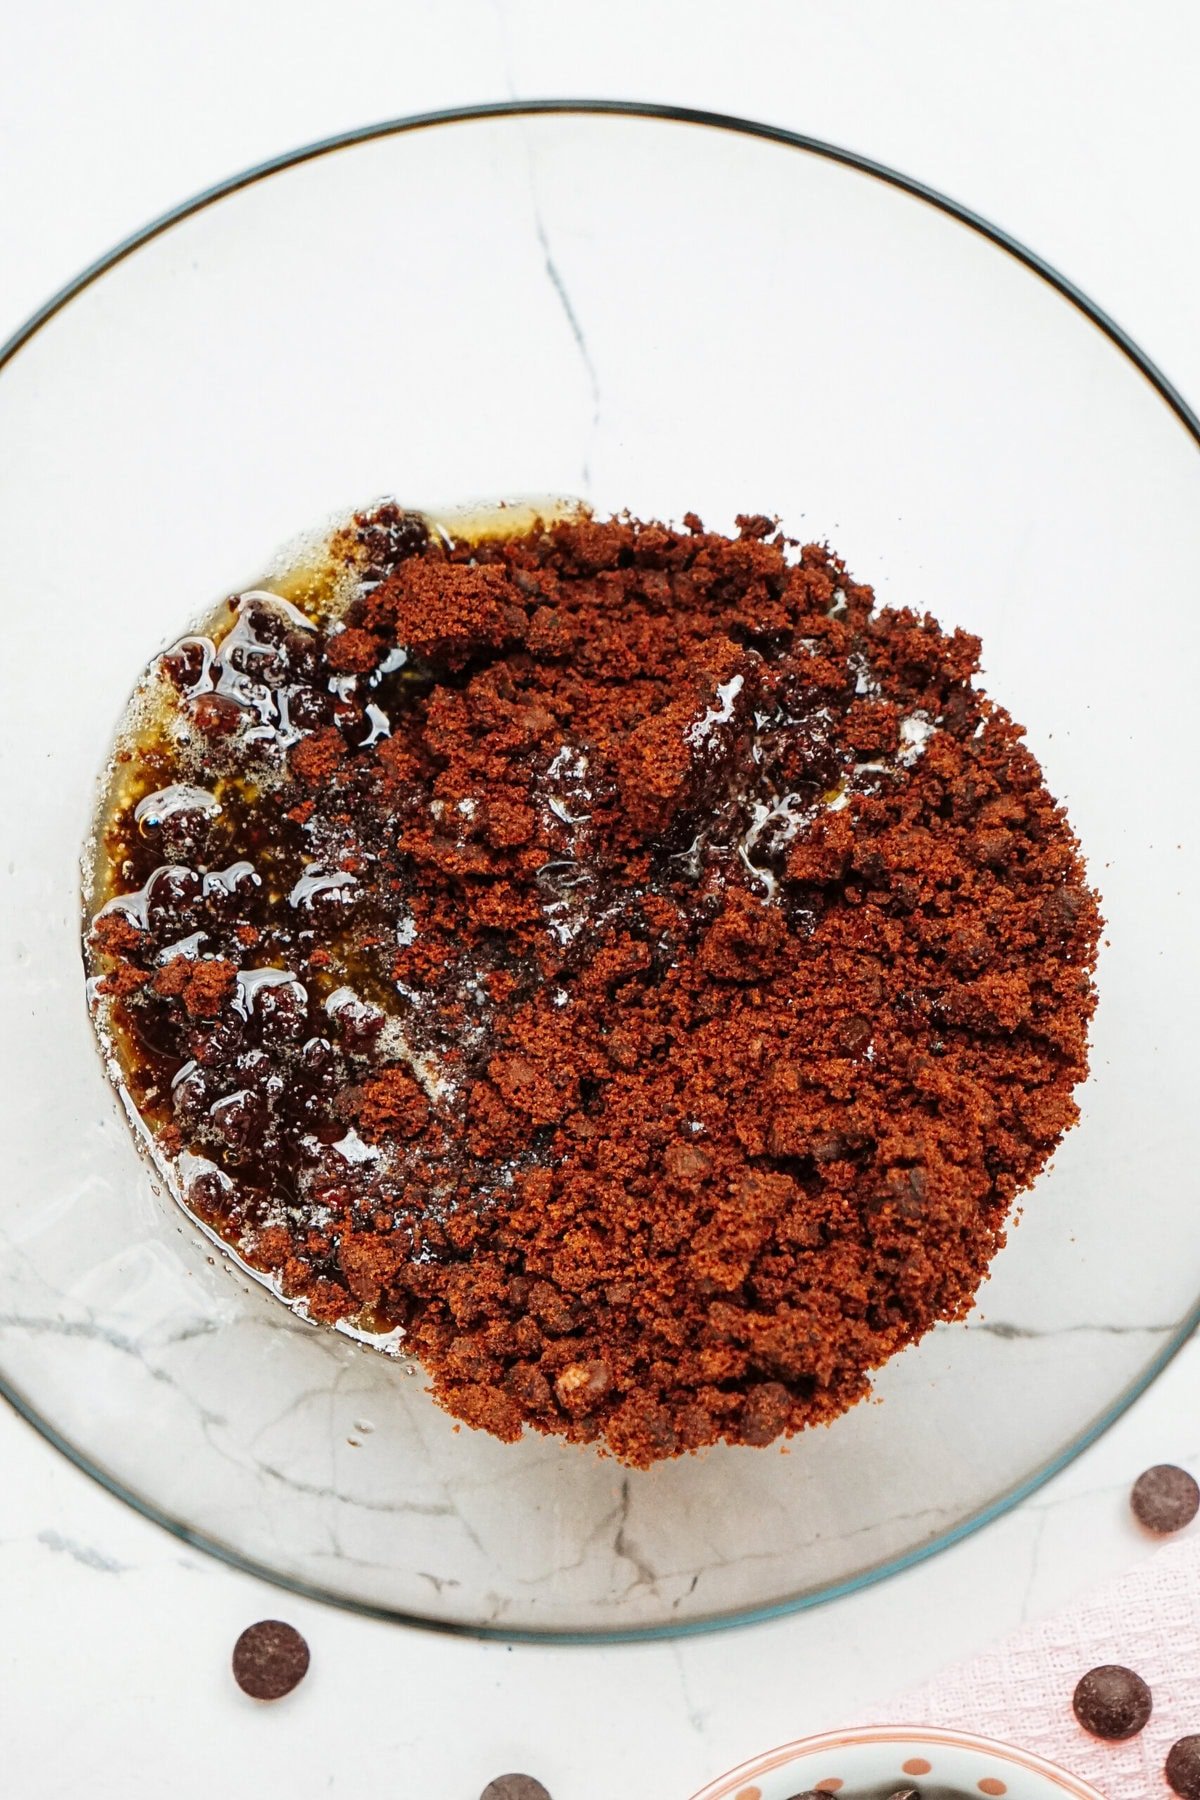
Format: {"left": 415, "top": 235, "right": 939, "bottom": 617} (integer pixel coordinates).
{"left": 1072, "top": 1663, "right": 1152, "bottom": 1739}
{"left": 1132, "top": 1464, "right": 1200, "bottom": 1534}
{"left": 1167, "top": 1736, "right": 1200, "bottom": 1800}
{"left": 480, "top": 1778, "right": 552, "bottom": 1800}
{"left": 231, "top": 1620, "right": 310, "bottom": 1700}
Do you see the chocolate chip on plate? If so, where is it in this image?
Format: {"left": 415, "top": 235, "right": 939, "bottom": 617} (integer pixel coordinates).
{"left": 1132, "top": 1464, "right": 1200, "bottom": 1534}
{"left": 1072, "top": 1664, "right": 1152, "bottom": 1739}
{"left": 1167, "top": 1736, "right": 1200, "bottom": 1800}
{"left": 231, "top": 1620, "right": 310, "bottom": 1700}
{"left": 480, "top": 1778, "right": 551, "bottom": 1800}
{"left": 784, "top": 1793, "right": 920, "bottom": 1800}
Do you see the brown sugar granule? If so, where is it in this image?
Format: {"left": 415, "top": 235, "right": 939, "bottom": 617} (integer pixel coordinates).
{"left": 363, "top": 556, "right": 523, "bottom": 670}
{"left": 86, "top": 505, "right": 1101, "bottom": 1467}
{"left": 97, "top": 958, "right": 152, "bottom": 1001}
{"left": 356, "top": 1066, "right": 430, "bottom": 1142}
{"left": 150, "top": 955, "right": 236, "bottom": 1019}
{"left": 289, "top": 726, "right": 346, "bottom": 784}
{"left": 324, "top": 626, "right": 381, "bottom": 673}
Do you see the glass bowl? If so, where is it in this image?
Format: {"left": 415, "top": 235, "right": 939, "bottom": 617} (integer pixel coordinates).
{"left": 2, "top": 101, "right": 1198, "bottom": 1642}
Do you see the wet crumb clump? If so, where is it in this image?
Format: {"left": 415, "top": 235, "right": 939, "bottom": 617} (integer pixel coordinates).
{"left": 85, "top": 503, "right": 1101, "bottom": 1467}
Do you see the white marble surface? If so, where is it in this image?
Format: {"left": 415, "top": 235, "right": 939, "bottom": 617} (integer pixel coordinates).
{"left": 3, "top": 3, "right": 1200, "bottom": 1796}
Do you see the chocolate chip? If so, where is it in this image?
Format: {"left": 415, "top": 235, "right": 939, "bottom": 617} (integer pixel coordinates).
{"left": 1132, "top": 1464, "right": 1200, "bottom": 1534}
{"left": 480, "top": 1779, "right": 551, "bottom": 1800}
{"left": 231, "top": 1620, "right": 310, "bottom": 1700}
{"left": 1072, "top": 1664, "right": 1152, "bottom": 1739}
{"left": 785, "top": 1791, "right": 865, "bottom": 1800}
{"left": 885, "top": 1791, "right": 922, "bottom": 1799}
{"left": 1167, "top": 1736, "right": 1200, "bottom": 1800}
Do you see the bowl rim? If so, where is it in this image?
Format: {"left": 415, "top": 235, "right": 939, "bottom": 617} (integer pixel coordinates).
{"left": 686, "top": 1722, "right": 1108, "bottom": 1800}
{"left": 3, "top": 97, "right": 1200, "bottom": 1643}
{"left": 4, "top": 95, "right": 1199, "bottom": 442}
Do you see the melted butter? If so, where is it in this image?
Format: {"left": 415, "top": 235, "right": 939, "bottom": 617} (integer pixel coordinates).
{"left": 424, "top": 493, "right": 587, "bottom": 545}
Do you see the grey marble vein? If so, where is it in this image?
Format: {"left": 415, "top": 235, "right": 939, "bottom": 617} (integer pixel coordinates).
{"left": 245, "top": 1380, "right": 354, "bottom": 1451}
{"left": 37, "top": 1529, "right": 129, "bottom": 1574}
{"left": 612, "top": 1476, "right": 660, "bottom": 1592}
{"left": 668, "top": 1639, "right": 714, "bottom": 1737}
{"left": 531, "top": 210, "right": 601, "bottom": 487}
{"left": 417, "top": 1568, "right": 462, "bottom": 1592}
{"left": 671, "top": 1572, "right": 701, "bottom": 1613}
{"left": 492, "top": 17, "right": 601, "bottom": 488}
{"left": 1019, "top": 1508, "right": 1051, "bottom": 1624}
{"left": 0, "top": 1311, "right": 227, "bottom": 1428}
{"left": 515, "top": 1484, "right": 631, "bottom": 1587}
{"left": 225, "top": 1454, "right": 458, "bottom": 1520}
{"left": 970, "top": 1319, "right": 1177, "bottom": 1339}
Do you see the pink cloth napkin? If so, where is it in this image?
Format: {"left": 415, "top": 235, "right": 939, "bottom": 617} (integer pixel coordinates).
{"left": 893, "top": 1535, "right": 1200, "bottom": 1799}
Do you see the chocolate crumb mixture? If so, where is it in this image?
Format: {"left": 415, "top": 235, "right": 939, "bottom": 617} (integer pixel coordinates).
{"left": 85, "top": 504, "right": 1101, "bottom": 1466}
